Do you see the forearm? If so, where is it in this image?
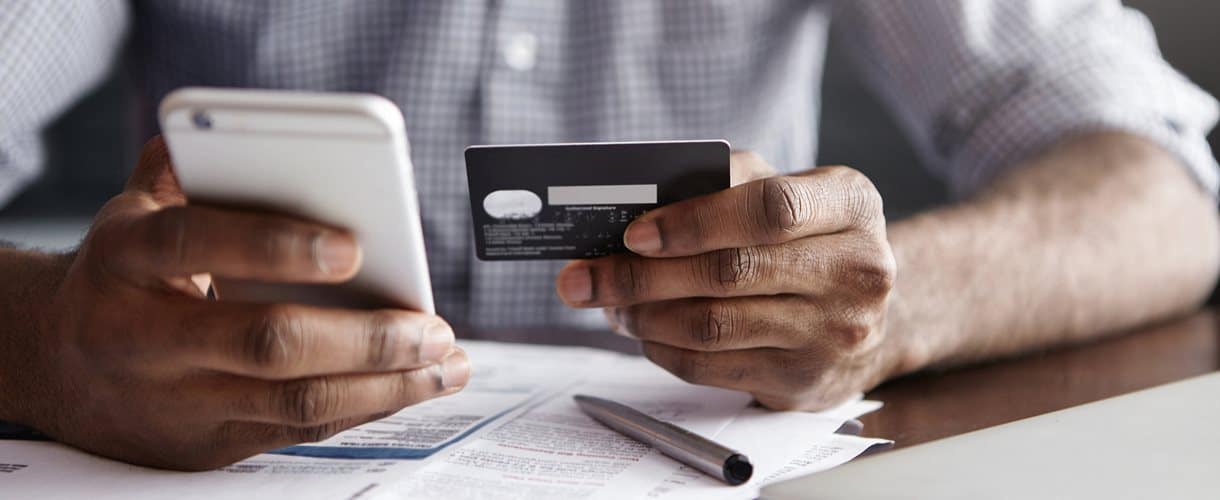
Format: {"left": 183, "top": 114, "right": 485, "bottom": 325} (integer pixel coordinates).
{"left": 0, "top": 245, "right": 73, "bottom": 424}
{"left": 885, "top": 132, "right": 1220, "bottom": 375}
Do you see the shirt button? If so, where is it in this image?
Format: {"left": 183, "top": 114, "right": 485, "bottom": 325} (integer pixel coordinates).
{"left": 501, "top": 31, "right": 538, "bottom": 71}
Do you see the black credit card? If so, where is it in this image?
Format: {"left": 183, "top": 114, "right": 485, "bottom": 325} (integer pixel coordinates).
{"left": 465, "top": 140, "right": 729, "bottom": 260}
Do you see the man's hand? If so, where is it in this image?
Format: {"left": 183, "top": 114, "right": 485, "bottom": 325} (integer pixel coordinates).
{"left": 5, "top": 137, "right": 470, "bottom": 470}
{"left": 556, "top": 152, "right": 897, "bottom": 410}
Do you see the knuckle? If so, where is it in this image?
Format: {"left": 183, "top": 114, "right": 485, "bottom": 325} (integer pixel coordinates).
{"left": 611, "top": 258, "right": 650, "bottom": 302}
{"left": 690, "top": 301, "right": 740, "bottom": 350}
{"left": 278, "top": 379, "right": 338, "bottom": 426}
{"left": 293, "top": 422, "right": 344, "bottom": 444}
{"left": 837, "top": 168, "right": 883, "bottom": 226}
{"left": 840, "top": 322, "right": 873, "bottom": 349}
{"left": 725, "top": 364, "right": 749, "bottom": 383}
{"left": 707, "top": 247, "right": 764, "bottom": 293}
{"left": 671, "top": 352, "right": 712, "bottom": 384}
{"left": 789, "top": 362, "right": 825, "bottom": 392}
{"left": 760, "top": 177, "right": 812, "bottom": 239}
{"left": 363, "top": 311, "right": 402, "bottom": 369}
{"left": 244, "top": 306, "right": 306, "bottom": 370}
{"left": 686, "top": 208, "right": 713, "bottom": 251}
{"left": 847, "top": 252, "right": 896, "bottom": 298}
{"left": 830, "top": 318, "right": 876, "bottom": 351}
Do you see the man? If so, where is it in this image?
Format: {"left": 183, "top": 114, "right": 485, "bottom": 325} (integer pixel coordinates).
{"left": 1, "top": 0, "right": 1216, "bottom": 470}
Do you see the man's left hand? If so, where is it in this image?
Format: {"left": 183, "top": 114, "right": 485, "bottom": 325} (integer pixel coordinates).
{"left": 556, "top": 152, "right": 898, "bottom": 410}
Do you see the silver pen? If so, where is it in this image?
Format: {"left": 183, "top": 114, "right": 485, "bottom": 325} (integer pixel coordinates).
{"left": 573, "top": 394, "right": 753, "bottom": 486}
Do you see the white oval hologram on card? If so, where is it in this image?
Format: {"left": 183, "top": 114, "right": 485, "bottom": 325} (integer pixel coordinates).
{"left": 483, "top": 189, "right": 543, "bottom": 220}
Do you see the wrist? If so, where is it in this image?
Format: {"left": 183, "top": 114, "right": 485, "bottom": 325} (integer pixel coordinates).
{"left": 0, "top": 248, "right": 75, "bottom": 425}
{"left": 876, "top": 244, "right": 937, "bottom": 381}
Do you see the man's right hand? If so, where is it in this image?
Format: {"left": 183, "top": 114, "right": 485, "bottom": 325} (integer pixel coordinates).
{"left": 5, "top": 137, "right": 469, "bottom": 470}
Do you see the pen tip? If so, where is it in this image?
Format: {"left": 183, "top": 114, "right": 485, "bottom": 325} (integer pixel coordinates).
{"left": 724, "top": 454, "right": 753, "bottom": 486}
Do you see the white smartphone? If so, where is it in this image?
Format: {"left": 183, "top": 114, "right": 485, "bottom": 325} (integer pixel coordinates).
{"left": 159, "top": 87, "right": 435, "bottom": 314}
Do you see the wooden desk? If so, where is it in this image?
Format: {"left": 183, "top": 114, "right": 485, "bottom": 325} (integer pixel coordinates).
{"left": 461, "top": 307, "right": 1220, "bottom": 451}
{"left": 861, "top": 307, "right": 1219, "bottom": 449}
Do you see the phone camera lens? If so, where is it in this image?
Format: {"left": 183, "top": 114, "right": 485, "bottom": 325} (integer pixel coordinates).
{"left": 191, "top": 110, "right": 213, "bottom": 130}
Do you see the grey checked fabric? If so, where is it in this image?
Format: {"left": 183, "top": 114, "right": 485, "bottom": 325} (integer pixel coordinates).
{"left": 2, "top": 1, "right": 1217, "bottom": 331}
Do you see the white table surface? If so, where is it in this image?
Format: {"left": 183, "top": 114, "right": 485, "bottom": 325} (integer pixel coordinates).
{"left": 0, "top": 217, "right": 92, "bottom": 250}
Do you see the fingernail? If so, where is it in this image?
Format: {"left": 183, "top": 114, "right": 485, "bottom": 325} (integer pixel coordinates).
{"left": 314, "top": 232, "right": 360, "bottom": 275}
{"left": 558, "top": 266, "right": 593, "bottom": 303}
{"left": 440, "top": 352, "right": 471, "bottom": 389}
{"left": 624, "top": 220, "right": 662, "bottom": 253}
{"left": 418, "top": 321, "right": 455, "bottom": 364}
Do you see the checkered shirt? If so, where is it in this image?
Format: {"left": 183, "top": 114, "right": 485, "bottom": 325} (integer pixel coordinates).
{"left": 2, "top": 0, "right": 1217, "bottom": 330}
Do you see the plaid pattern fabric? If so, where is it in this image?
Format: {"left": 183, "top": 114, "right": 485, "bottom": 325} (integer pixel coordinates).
{"left": 0, "top": 1, "right": 129, "bottom": 205}
{"left": 2, "top": 1, "right": 1216, "bottom": 331}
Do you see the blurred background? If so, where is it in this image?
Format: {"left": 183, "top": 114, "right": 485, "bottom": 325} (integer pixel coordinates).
{"left": 1, "top": 0, "right": 1216, "bottom": 249}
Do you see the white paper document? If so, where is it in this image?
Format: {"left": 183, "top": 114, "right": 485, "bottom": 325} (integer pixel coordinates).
{"left": 0, "top": 340, "right": 887, "bottom": 500}
{"left": 274, "top": 341, "right": 595, "bottom": 459}
{"left": 380, "top": 366, "right": 752, "bottom": 500}
{"left": 644, "top": 408, "right": 891, "bottom": 500}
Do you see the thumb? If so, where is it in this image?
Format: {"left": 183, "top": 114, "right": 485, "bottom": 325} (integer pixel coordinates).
{"left": 125, "top": 135, "right": 186, "bottom": 207}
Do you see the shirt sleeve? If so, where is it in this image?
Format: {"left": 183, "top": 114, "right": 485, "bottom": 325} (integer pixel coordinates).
{"left": 832, "top": 0, "right": 1220, "bottom": 198}
{"left": 0, "top": 1, "right": 129, "bottom": 206}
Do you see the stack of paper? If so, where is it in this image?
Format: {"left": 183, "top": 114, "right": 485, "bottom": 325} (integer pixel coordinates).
{"left": 0, "top": 341, "right": 889, "bottom": 499}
